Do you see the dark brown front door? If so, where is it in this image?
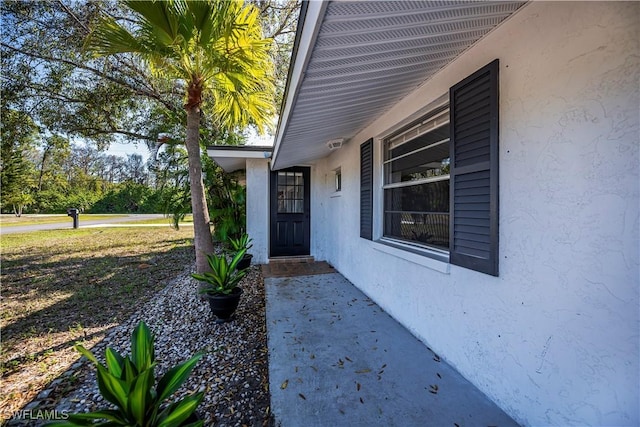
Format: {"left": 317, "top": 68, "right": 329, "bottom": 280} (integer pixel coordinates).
{"left": 270, "top": 167, "right": 310, "bottom": 257}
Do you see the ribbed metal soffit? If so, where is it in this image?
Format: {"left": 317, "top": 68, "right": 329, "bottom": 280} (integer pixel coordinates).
{"left": 275, "top": 1, "right": 526, "bottom": 169}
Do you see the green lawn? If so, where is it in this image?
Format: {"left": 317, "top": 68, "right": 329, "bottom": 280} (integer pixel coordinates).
{"left": 0, "top": 226, "right": 195, "bottom": 419}
{"left": 0, "top": 214, "right": 127, "bottom": 227}
{"left": 0, "top": 214, "right": 194, "bottom": 228}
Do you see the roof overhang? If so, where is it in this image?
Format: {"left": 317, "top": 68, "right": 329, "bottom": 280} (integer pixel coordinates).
{"left": 271, "top": 0, "right": 527, "bottom": 170}
{"left": 206, "top": 145, "right": 273, "bottom": 172}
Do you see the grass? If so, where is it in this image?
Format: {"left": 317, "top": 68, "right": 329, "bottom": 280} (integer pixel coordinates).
{"left": 0, "top": 214, "right": 194, "bottom": 228}
{"left": 0, "top": 214, "right": 128, "bottom": 227}
{"left": 120, "top": 215, "right": 194, "bottom": 226}
{"left": 0, "top": 226, "right": 196, "bottom": 420}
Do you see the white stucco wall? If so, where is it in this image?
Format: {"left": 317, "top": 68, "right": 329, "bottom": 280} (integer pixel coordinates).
{"left": 310, "top": 2, "right": 639, "bottom": 426}
{"left": 245, "top": 158, "right": 270, "bottom": 264}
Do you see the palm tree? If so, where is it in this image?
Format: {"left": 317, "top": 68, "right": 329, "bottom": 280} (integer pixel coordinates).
{"left": 85, "top": 0, "right": 275, "bottom": 273}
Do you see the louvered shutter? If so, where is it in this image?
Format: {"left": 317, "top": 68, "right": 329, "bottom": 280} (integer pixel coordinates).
{"left": 360, "top": 139, "right": 373, "bottom": 240}
{"left": 449, "top": 60, "right": 499, "bottom": 276}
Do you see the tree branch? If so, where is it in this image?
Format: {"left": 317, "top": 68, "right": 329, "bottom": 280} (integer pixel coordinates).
{"left": 1, "top": 42, "right": 176, "bottom": 112}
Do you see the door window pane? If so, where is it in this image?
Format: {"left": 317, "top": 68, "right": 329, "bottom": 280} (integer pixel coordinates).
{"left": 277, "top": 172, "right": 304, "bottom": 213}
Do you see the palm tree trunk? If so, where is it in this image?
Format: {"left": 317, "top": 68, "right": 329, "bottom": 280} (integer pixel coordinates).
{"left": 185, "top": 104, "right": 215, "bottom": 273}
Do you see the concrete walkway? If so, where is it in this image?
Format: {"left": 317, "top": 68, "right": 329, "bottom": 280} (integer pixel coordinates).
{"left": 265, "top": 269, "right": 519, "bottom": 427}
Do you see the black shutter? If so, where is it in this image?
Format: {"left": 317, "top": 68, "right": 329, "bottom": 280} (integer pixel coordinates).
{"left": 360, "top": 139, "right": 373, "bottom": 240}
{"left": 449, "top": 59, "right": 499, "bottom": 276}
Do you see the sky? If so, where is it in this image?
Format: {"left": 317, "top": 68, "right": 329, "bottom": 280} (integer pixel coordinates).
{"left": 105, "top": 141, "right": 152, "bottom": 161}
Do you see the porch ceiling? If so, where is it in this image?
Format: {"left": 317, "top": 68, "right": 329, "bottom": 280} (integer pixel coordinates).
{"left": 272, "top": 0, "right": 526, "bottom": 170}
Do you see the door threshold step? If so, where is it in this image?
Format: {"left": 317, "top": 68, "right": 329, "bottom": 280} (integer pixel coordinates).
{"left": 268, "top": 256, "right": 315, "bottom": 264}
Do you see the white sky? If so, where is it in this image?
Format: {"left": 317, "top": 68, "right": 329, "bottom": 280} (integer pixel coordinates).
{"left": 105, "top": 141, "right": 151, "bottom": 161}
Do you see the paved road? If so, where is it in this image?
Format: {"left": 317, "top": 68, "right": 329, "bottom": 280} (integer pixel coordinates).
{"left": 0, "top": 214, "right": 168, "bottom": 235}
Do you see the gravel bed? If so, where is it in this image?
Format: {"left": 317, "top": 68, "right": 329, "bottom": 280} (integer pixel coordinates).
{"left": 11, "top": 260, "right": 272, "bottom": 427}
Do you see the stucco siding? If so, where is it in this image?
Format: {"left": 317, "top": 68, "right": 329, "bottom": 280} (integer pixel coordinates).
{"left": 246, "top": 158, "right": 270, "bottom": 264}
{"left": 310, "top": 2, "right": 639, "bottom": 426}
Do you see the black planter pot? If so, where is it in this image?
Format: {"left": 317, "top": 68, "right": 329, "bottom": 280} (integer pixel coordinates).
{"left": 205, "top": 287, "right": 242, "bottom": 323}
{"left": 236, "top": 253, "right": 253, "bottom": 271}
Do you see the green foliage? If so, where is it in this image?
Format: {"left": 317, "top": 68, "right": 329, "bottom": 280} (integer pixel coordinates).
{"left": 0, "top": 108, "right": 38, "bottom": 215}
{"left": 228, "top": 233, "right": 253, "bottom": 252}
{"left": 90, "top": 182, "right": 156, "bottom": 213}
{"left": 149, "top": 144, "right": 192, "bottom": 229}
{"left": 47, "top": 321, "right": 203, "bottom": 427}
{"left": 85, "top": 0, "right": 276, "bottom": 133}
{"left": 191, "top": 249, "right": 247, "bottom": 295}
{"left": 204, "top": 155, "right": 247, "bottom": 242}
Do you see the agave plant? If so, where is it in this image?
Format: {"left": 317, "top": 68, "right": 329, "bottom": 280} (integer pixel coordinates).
{"left": 47, "top": 322, "right": 203, "bottom": 426}
{"left": 191, "top": 248, "right": 247, "bottom": 295}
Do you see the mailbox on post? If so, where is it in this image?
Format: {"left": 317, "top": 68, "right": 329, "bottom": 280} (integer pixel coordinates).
{"left": 67, "top": 208, "right": 79, "bottom": 229}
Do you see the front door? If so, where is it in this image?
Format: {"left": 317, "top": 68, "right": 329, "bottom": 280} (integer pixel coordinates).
{"left": 270, "top": 167, "right": 310, "bottom": 257}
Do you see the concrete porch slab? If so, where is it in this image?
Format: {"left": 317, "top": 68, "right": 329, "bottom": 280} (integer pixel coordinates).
{"left": 266, "top": 272, "right": 519, "bottom": 427}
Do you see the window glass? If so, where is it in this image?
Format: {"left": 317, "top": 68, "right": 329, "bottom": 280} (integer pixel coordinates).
{"left": 383, "top": 180, "right": 449, "bottom": 250}
{"left": 383, "top": 107, "right": 450, "bottom": 249}
{"left": 277, "top": 172, "right": 304, "bottom": 213}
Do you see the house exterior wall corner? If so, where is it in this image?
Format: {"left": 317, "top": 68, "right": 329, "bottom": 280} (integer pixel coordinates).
{"left": 246, "top": 158, "right": 270, "bottom": 264}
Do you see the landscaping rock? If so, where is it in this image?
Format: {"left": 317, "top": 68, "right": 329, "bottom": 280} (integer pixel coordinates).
{"left": 11, "top": 263, "right": 271, "bottom": 427}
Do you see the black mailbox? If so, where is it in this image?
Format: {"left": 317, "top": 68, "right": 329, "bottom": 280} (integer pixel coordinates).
{"left": 67, "top": 208, "right": 79, "bottom": 229}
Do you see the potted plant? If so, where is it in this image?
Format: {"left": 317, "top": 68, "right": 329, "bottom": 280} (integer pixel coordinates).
{"left": 191, "top": 248, "right": 247, "bottom": 323}
{"left": 228, "top": 233, "right": 253, "bottom": 270}
{"left": 47, "top": 321, "right": 203, "bottom": 426}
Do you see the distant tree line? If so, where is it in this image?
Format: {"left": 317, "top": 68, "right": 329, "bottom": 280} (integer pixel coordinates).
{"left": 0, "top": 115, "right": 189, "bottom": 215}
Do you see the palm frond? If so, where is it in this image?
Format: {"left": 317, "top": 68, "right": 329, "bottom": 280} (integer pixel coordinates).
{"left": 85, "top": 0, "right": 276, "bottom": 133}
{"left": 125, "top": 0, "right": 185, "bottom": 46}
{"left": 84, "top": 17, "right": 145, "bottom": 56}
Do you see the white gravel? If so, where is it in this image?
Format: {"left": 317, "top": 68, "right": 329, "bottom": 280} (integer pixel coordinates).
{"left": 18, "top": 262, "right": 271, "bottom": 427}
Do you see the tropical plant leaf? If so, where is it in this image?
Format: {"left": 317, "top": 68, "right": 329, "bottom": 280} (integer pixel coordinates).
{"left": 123, "top": 357, "right": 138, "bottom": 383}
{"left": 95, "top": 364, "right": 129, "bottom": 410}
{"left": 156, "top": 352, "right": 203, "bottom": 402}
{"left": 75, "top": 344, "right": 100, "bottom": 366}
{"left": 128, "top": 367, "right": 154, "bottom": 424}
{"left": 157, "top": 392, "right": 204, "bottom": 427}
{"left": 105, "top": 347, "right": 125, "bottom": 378}
{"left": 84, "top": 17, "right": 145, "bottom": 57}
{"left": 65, "top": 409, "right": 128, "bottom": 423}
{"left": 131, "top": 321, "right": 154, "bottom": 372}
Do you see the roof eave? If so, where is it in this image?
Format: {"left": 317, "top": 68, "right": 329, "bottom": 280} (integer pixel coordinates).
{"left": 206, "top": 145, "right": 273, "bottom": 173}
{"left": 271, "top": 1, "right": 328, "bottom": 171}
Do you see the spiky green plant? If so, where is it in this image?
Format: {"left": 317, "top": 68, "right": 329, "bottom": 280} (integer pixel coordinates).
{"left": 191, "top": 248, "right": 247, "bottom": 295}
{"left": 47, "top": 322, "right": 203, "bottom": 426}
{"left": 228, "top": 233, "right": 253, "bottom": 252}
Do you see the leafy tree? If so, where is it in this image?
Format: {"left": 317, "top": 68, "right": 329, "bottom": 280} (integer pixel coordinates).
{"left": 1, "top": 1, "right": 173, "bottom": 149}
{"left": 85, "top": 0, "right": 276, "bottom": 272}
{"left": 0, "top": 108, "right": 38, "bottom": 215}
{"left": 35, "top": 135, "right": 70, "bottom": 192}
{"left": 90, "top": 181, "right": 154, "bottom": 213}
{"left": 123, "top": 153, "right": 148, "bottom": 185}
